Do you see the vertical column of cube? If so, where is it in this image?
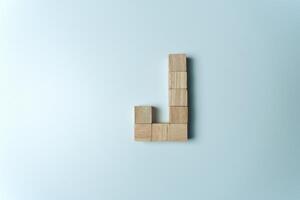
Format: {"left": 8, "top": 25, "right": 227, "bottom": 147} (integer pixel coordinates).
{"left": 134, "top": 106, "right": 152, "bottom": 141}
{"left": 168, "top": 54, "right": 188, "bottom": 141}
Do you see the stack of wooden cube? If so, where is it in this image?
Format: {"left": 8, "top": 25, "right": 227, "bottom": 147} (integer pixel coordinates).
{"left": 134, "top": 54, "right": 188, "bottom": 142}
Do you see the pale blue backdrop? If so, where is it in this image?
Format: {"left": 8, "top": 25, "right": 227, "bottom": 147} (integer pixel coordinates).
{"left": 0, "top": 0, "right": 299, "bottom": 199}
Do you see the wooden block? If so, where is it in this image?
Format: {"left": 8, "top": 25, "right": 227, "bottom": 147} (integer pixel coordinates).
{"left": 168, "top": 124, "right": 188, "bottom": 141}
{"left": 169, "top": 107, "right": 188, "bottom": 123}
{"left": 169, "top": 54, "right": 187, "bottom": 72}
{"left": 169, "top": 89, "right": 188, "bottom": 106}
{"left": 169, "top": 72, "right": 187, "bottom": 88}
{"left": 134, "top": 106, "right": 152, "bottom": 124}
{"left": 135, "top": 124, "right": 152, "bottom": 141}
{"left": 152, "top": 123, "right": 168, "bottom": 141}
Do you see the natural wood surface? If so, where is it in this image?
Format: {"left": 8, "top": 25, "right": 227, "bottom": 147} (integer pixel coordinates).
{"left": 169, "top": 89, "right": 188, "bottom": 106}
{"left": 169, "top": 106, "right": 188, "bottom": 124}
{"left": 168, "top": 124, "right": 188, "bottom": 141}
{"left": 135, "top": 124, "right": 152, "bottom": 141}
{"left": 134, "top": 106, "right": 152, "bottom": 124}
{"left": 152, "top": 123, "right": 168, "bottom": 141}
{"left": 169, "top": 72, "right": 187, "bottom": 88}
{"left": 169, "top": 54, "right": 187, "bottom": 72}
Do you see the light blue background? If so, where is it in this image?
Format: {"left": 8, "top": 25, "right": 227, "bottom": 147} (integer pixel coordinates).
{"left": 0, "top": 0, "right": 299, "bottom": 199}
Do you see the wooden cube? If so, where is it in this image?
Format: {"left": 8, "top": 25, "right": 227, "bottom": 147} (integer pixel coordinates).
{"left": 135, "top": 124, "right": 152, "bottom": 141}
{"left": 169, "top": 54, "right": 187, "bottom": 72}
{"left": 169, "top": 72, "right": 187, "bottom": 88}
{"left": 169, "top": 89, "right": 188, "bottom": 106}
{"left": 152, "top": 123, "right": 168, "bottom": 141}
{"left": 168, "top": 124, "right": 188, "bottom": 141}
{"left": 169, "top": 107, "right": 188, "bottom": 123}
{"left": 134, "top": 106, "right": 152, "bottom": 124}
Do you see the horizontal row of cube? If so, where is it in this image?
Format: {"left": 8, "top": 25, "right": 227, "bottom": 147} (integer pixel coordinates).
{"left": 135, "top": 123, "right": 187, "bottom": 141}
{"left": 135, "top": 106, "right": 188, "bottom": 124}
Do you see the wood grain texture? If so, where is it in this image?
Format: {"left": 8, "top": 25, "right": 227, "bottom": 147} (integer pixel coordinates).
{"left": 152, "top": 123, "right": 168, "bottom": 141}
{"left": 134, "top": 106, "right": 152, "bottom": 124}
{"left": 168, "top": 124, "right": 188, "bottom": 141}
{"left": 169, "top": 106, "right": 188, "bottom": 124}
{"left": 135, "top": 124, "right": 152, "bottom": 141}
{"left": 169, "top": 89, "right": 188, "bottom": 106}
{"left": 169, "top": 54, "right": 187, "bottom": 72}
{"left": 169, "top": 72, "right": 187, "bottom": 88}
